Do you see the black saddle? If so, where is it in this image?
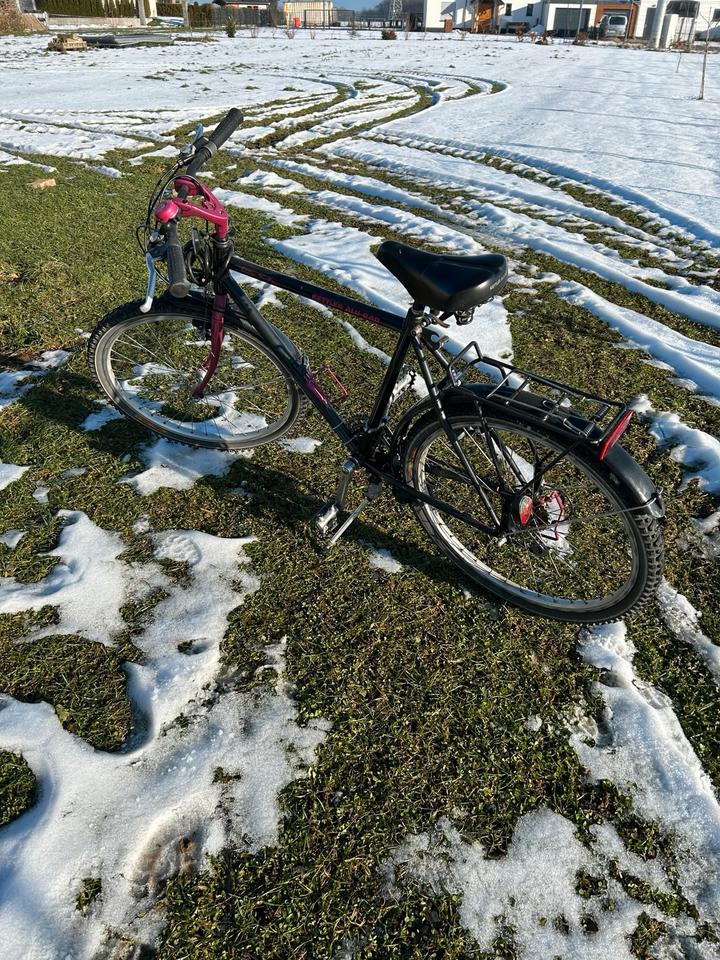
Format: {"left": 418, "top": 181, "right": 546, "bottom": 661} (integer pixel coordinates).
{"left": 376, "top": 240, "right": 508, "bottom": 314}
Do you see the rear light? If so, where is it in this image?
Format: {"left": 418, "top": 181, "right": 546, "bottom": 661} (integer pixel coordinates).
{"left": 600, "top": 410, "right": 633, "bottom": 461}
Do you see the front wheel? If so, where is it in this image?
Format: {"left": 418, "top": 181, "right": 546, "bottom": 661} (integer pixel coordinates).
{"left": 88, "top": 301, "right": 306, "bottom": 450}
{"left": 402, "top": 411, "right": 663, "bottom": 623}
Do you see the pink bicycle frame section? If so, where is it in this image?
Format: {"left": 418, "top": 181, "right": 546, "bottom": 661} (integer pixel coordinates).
{"left": 155, "top": 177, "right": 231, "bottom": 397}
{"left": 154, "top": 175, "right": 230, "bottom": 239}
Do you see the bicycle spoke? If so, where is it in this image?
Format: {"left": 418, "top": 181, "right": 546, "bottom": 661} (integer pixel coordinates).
{"left": 98, "top": 314, "right": 295, "bottom": 448}
{"left": 414, "top": 416, "right": 637, "bottom": 608}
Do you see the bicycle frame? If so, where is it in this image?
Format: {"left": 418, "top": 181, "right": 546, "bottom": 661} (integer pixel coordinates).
{"left": 201, "top": 257, "right": 508, "bottom": 537}
{"left": 148, "top": 166, "right": 659, "bottom": 539}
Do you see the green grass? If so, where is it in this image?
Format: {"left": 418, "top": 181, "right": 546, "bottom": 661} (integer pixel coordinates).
{"left": 0, "top": 79, "right": 719, "bottom": 960}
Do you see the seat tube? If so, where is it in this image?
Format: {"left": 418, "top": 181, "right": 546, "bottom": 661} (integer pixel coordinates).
{"left": 366, "top": 305, "right": 423, "bottom": 431}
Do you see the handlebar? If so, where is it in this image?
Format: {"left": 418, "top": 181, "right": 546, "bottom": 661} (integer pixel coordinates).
{"left": 157, "top": 108, "right": 243, "bottom": 297}
{"left": 185, "top": 107, "right": 244, "bottom": 180}
{"left": 164, "top": 219, "right": 191, "bottom": 298}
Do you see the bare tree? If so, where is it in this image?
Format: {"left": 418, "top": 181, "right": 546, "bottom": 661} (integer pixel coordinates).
{"left": 698, "top": 10, "right": 720, "bottom": 99}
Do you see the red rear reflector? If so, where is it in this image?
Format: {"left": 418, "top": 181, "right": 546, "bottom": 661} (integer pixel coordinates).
{"left": 600, "top": 410, "right": 633, "bottom": 461}
{"left": 518, "top": 495, "right": 534, "bottom": 525}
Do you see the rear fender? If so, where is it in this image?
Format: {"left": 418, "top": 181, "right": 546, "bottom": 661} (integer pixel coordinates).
{"left": 390, "top": 383, "right": 664, "bottom": 519}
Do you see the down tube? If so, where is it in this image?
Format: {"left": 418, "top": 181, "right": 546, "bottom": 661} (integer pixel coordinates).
{"left": 221, "top": 272, "right": 354, "bottom": 445}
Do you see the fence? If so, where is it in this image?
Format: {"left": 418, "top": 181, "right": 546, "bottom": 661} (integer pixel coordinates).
{"left": 292, "top": 8, "right": 419, "bottom": 29}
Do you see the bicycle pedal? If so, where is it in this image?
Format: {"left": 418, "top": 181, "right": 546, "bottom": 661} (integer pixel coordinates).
{"left": 312, "top": 503, "right": 339, "bottom": 540}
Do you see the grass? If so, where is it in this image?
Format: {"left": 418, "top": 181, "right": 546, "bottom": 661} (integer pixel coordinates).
{"left": 0, "top": 71, "right": 719, "bottom": 960}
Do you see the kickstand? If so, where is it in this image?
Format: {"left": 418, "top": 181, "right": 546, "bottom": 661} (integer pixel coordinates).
{"left": 312, "top": 458, "right": 382, "bottom": 550}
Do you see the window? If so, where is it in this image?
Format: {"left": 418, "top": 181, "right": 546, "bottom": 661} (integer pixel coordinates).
{"left": 527, "top": 3, "right": 534, "bottom": 13}
{"left": 666, "top": 0, "right": 698, "bottom": 15}
{"left": 714, "top": 7, "right": 720, "bottom": 20}
{"left": 505, "top": 3, "right": 512, "bottom": 13}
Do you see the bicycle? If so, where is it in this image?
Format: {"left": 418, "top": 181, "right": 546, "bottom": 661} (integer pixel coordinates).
{"left": 88, "top": 108, "right": 665, "bottom": 623}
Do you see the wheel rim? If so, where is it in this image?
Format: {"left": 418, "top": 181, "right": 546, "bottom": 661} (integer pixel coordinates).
{"left": 97, "top": 314, "right": 294, "bottom": 447}
{"left": 413, "top": 418, "right": 641, "bottom": 612}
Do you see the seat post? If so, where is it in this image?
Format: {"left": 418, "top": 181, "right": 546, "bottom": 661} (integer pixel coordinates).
{"left": 365, "top": 303, "right": 425, "bottom": 432}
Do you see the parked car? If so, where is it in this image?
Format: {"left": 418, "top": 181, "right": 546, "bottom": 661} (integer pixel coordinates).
{"left": 598, "top": 13, "right": 629, "bottom": 37}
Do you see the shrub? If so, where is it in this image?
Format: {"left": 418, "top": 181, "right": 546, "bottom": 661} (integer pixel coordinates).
{"left": 225, "top": 14, "right": 235, "bottom": 36}
{"left": 381, "top": 28, "right": 396, "bottom": 39}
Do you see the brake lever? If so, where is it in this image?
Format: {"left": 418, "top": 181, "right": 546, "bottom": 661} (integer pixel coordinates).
{"left": 140, "top": 251, "right": 158, "bottom": 314}
{"left": 140, "top": 234, "right": 167, "bottom": 314}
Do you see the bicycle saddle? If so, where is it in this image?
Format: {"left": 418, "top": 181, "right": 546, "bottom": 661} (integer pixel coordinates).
{"left": 376, "top": 240, "right": 508, "bottom": 314}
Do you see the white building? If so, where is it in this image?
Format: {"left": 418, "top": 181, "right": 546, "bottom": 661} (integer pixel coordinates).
{"left": 423, "top": 0, "right": 719, "bottom": 36}
{"left": 498, "top": 0, "right": 596, "bottom": 34}
{"left": 422, "top": 0, "right": 475, "bottom": 30}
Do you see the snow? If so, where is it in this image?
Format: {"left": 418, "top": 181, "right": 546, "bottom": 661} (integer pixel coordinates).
{"left": 0, "top": 511, "right": 148, "bottom": 646}
{"left": 633, "top": 395, "right": 720, "bottom": 493}
{"left": 0, "top": 463, "right": 29, "bottom": 491}
{"left": 0, "top": 350, "right": 71, "bottom": 410}
{"left": 387, "top": 808, "right": 670, "bottom": 960}
{"left": 0, "top": 530, "right": 24, "bottom": 549}
{"left": 120, "top": 438, "right": 250, "bottom": 496}
{"left": 80, "top": 402, "right": 125, "bottom": 431}
{"left": 0, "top": 517, "right": 330, "bottom": 959}
{"left": 278, "top": 436, "right": 322, "bottom": 453}
{"left": 657, "top": 579, "right": 720, "bottom": 685}
{"left": 32, "top": 485, "right": 49, "bottom": 504}
{"left": 367, "top": 546, "right": 403, "bottom": 573}
{"left": 556, "top": 281, "right": 720, "bottom": 402}
{"left": 571, "top": 622, "right": 720, "bottom": 928}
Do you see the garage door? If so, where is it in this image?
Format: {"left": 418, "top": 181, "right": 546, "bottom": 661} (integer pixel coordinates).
{"left": 553, "top": 6, "right": 591, "bottom": 33}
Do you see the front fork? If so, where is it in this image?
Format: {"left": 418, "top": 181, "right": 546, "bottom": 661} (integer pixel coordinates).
{"left": 191, "top": 291, "right": 227, "bottom": 398}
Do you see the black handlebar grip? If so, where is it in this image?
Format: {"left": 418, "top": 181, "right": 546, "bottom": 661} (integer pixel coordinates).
{"left": 165, "top": 220, "right": 190, "bottom": 298}
{"left": 209, "top": 107, "right": 244, "bottom": 150}
{"left": 185, "top": 108, "right": 244, "bottom": 178}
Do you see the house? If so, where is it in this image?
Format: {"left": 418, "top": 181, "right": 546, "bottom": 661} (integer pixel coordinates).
{"left": 422, "top": 0, "right": 475, "bottom": 30}
{"left": 423, "top": 0, "right": 600, "bottom": 33}
{"left": 424, "top": 0, "right": 718, "bottom": 34}
{"left": 283, "top": 0, "right": 334, "bottom": 24}
{"left": 498, "top": 0, "right": 598, "bottom": 35}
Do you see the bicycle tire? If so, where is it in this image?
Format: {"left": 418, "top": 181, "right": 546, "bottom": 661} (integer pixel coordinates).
{"left": 88, "top": 300, "right": 306, "bottom": 451}
{"left": 402, "top": 409, "right": 663, "bottom": 623}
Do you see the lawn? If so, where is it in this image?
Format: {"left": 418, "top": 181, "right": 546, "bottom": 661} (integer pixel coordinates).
{"left": 1, "top": 29, "right": 719, "bottom": 960}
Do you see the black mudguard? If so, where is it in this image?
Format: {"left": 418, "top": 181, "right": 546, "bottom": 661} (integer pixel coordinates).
{"left": 390, "top": 383, "right": 664, "bottom": 520}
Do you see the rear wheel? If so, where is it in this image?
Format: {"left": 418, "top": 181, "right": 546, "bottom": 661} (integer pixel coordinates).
{"left": 88, "top": 302, "right": 305, "bottom": 450}
{"left": 402, "top": 412, "right": 663, "bottom": 622}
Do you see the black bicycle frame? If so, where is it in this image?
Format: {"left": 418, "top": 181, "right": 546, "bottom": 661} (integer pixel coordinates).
{"left": 218, "top": 255, "right": 503, "bottom": 537}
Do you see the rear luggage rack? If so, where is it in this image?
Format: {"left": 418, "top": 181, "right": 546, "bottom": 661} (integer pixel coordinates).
{"left": 439, "top": 341, "right": 632, "bottom": 447}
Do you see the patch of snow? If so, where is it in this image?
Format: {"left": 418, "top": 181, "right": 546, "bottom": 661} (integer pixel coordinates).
{"left": 0, "top": 511, "right": 151, "bottom": 646}
{"left": 32, "top": 486, "right": 49, "bottom": 504}
{"left": 556, "top": 281, "right": 720, "bottom": 403}
{"left": 368, "top": 547, "right": 403, "bottom": 574}
{"left": 0, "top": 530, "right": 24, "bottom": 550}
{"left": 0, "top": 351, "right": 71, "bottom": 410}
{"left": 571, "top": 622, "right": 720, "bottom": 928}
{"left": 0, "top": 464, "right": 29, "bottom": 491}
{"left": 214, "top": 188, "right": 308, "bottom": 228}
{"left": 387, "top": 807, "right": 673, "bottom": 959}
{"left": 632, "top": 396, "right": 720, "bottom": 494}
{"left": 657, "top": 579, "right": 720, "bottom": 686}
{"left": 278, "top": 437, "right": 322, "bottom": 454}
{"left": 120, "top": 438, "right": 250, "bottom": 496}
{"left": 80, "top": 402, "right": 124, "bottom": 432}
{"left": 0, "top": 520, "right": 330, "bottom": 959}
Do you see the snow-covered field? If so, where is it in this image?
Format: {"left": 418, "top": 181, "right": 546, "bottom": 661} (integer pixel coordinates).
{"left": 1, "top": 30, "right": 719, "bottom": 960}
